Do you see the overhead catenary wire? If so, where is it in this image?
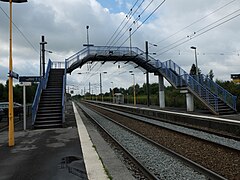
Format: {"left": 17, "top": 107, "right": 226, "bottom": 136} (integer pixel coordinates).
{"left": 108, "top": 0, "right": 145, "bottom": 48}
{"left": 110, "top": 0, "right": 154, "bottom": 48}
{"left": 0, "top": 6, "right": 39, "bottom": 55}
{"left": 118, "top": 0, "right": 166, "bottom": 48}
{"left": 157, "top": 11, "right": 240, "bottom": 56}
{"left": 91, "top": 0, "right": 145, "bottom": 75}
{"left": 103, "top": 0, "right": 166, "bottom": 76}
{"left": 90, "top": 0, "right": 147, "bottom": 75}
{"left": 104, "top": 0, "right": 140, "bottom": 47}
{"left": 153, "top": 0, "right": 237, "bottom": 46}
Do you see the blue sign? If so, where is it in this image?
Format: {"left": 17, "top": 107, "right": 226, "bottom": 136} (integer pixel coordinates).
{"left": 19, "top": 76, "right": 41, "bottom": 82}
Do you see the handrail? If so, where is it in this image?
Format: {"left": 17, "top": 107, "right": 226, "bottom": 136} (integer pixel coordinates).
{"left": 61, "top": 60, "right": 67, "bottom": 123}
{"left": 44, "top": 59, "right": 52, "bottom": 88}
{"left": 181, "top": 73, "right": 219, "bottom": 112}
{"left": 32, "top": 79, "right": 42, "bottom": 125}
{"left": 32, "top": 59, "right": 52, "bottom": 125}
{"left": 157, "top": 60, "right": 219, "bottom": 112}
{"left": 65, "top": 46, "right": 237, "bottom": 113}
{"left": 162, "top": 59, "right": 236, "bottom": 111}
{"left": 197, "top": 74, "right": 237, "bottom": 111}
{"left": 66, "top": 46, "right": 147, "bottom": 69}
{"left": 52, "top": 61, "right": 66, "bottom": 69}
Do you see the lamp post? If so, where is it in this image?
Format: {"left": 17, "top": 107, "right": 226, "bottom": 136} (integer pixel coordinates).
{"left": 111, "top": 82, "right": 114, "bottom": 103}
{"left": 83, "top": 25, "right": 94, "bottom": 71}
{"left": 100, "top": 72, "right": 107, "bottom": 102}
{"left": 145, "top": 41, "right": 157, "bottom": 107}
{"left": 0, "top": 0, "right": 28, "bottom": 147}
{"left": 190, "top": 46, "right": 198, "bottom": 77}
{"left": 129, "top": 71, "right": 136, "bottom": 106}
{"left": 40, "top": 35, "right": 52, "bottom": 78}
{"left": 129, "top": 28, "right": 132, "bottom": 55}
{"left": 83, "top": 25, "right": 94, "bottom": 47}
{"left": 86, "top": 25, "right": 89, "bottom": 46}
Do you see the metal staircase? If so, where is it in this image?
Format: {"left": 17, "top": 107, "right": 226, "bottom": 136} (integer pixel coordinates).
{"left": 32, "top": 60, "right": 66, "bottom": 129}
{"left": 66, "top": 46, "right": 237, "bottom": 115}
{"left": 156, "top": 60, "right": 237, "bottom": 115}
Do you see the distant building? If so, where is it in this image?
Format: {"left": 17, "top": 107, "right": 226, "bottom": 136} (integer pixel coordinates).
{"left": 231, "top": 74, "right": 240, "bottom": 84}
{"left": 113, "top": 93, "right": 124, "bottom": 104}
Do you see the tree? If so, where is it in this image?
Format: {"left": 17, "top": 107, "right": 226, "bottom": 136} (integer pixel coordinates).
{"left": 208, "top": 69, "right": 214, "bottom": 80}
{"left": 190, "top": 64, "right": 201, "bottom": 75}
{"left": 190, "top": 64, "right": 196, "bottom": 75}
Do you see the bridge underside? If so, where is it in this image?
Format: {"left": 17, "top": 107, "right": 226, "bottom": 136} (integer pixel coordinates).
{"left": 65, "top": 46, "right": 237, "bottom": 115}
{"left": 66, "top": 54, "right": 159, "bottom": 74}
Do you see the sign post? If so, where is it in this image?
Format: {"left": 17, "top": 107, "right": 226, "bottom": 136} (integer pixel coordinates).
{"left": 19, "top": 82, "right": 31, "bottom": 130}
{"left": 19, "top": 76, "right": 39, "bottom": 131}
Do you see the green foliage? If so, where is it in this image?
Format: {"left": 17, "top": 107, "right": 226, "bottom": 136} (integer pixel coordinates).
{"left": 0, "top": 81, "right": 37, "bottom": 104}
{"left": 165, "top": 86, "right": 185, "bottom": 108}
{"left": 216, "top": 80, "right": 240, "bottom": 111}
{"left": 73, "top": 78, "right": 240, "bottom": 111}
{"left": 208, "top": 69, "right": 214, "bottom": 80}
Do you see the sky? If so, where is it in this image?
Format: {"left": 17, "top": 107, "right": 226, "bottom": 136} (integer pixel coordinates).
{"left": 0, "top": 0, "right": 240, "bottom": 95}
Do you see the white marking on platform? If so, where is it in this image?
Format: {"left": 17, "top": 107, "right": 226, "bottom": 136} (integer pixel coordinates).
{"left": 72, "top": 102, "right": 109, "bottom": 180}
{"left": 94, "top": 101, "right": 240, "bottom": 124}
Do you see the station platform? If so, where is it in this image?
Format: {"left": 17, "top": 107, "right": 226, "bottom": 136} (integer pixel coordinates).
{"left": 0, "top": 101, "right": 134, "bottom": 180}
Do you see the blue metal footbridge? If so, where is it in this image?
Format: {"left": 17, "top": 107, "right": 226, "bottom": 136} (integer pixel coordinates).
{"left": 32, "top": 46, "right": 237, "bottom": 128}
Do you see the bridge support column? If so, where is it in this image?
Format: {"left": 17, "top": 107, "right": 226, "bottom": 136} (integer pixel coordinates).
{"left": 158, "top": 75, "right": 165, "bottom": 108}
{"left": 186, "top": 92, "right": 194, "bottom": 112}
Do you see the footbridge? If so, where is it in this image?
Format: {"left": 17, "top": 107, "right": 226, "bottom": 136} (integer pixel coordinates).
{"left": 32, "top": 45, "right": 237, "bottom": 128}
{"left": 66, "top": 45, "right": 237, "bottom": 115}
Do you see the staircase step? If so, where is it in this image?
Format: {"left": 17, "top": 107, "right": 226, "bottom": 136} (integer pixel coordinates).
{"left": 35, "top": 121, "right": 62, "bottom": 126}
{"left": 39, "top": 100, "right": 62, "bottom": 104}
{"left": 34, "top": 123, "right": 62, "bottom": 129}
{"left": 36, "top": 116, "right": 62, "bottom": 121}
{"left": 38, "top": 106, "right": 62, "bottom": 111}
{"left": 37, "top": 112, "right": 62, "bottom": 117}
{"left": 34, "top": 68, "right": 65, "bottom": 129}
{"left": 38, "top": 108, "right": 62, "bottom": 113}
{"left": 41, "top": 97, "right": 62, "bottom": 100}
{"left": 35, "top": 119, "right": 62, "bottom": 124}
{"left": 43, "top": 88, "right": 62, "bottom": 91}
{"left": 38, "top": 104, "right": 62, "bottom": 108}
{"left": 41, "top": 93, "right": 62, "bottom": 96}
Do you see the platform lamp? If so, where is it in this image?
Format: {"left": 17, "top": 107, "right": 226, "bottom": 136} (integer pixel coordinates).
{"left": 0, "top": 0, "right": 28, "bottom": 147}
{"left": 190, "top": 46, "right": 198, "bottom": 77}
{"left": 129, "top": 71, "right": 136, "bottom": 106}
{"left": 129, "top": 28, "right": 132, "bottom": 55}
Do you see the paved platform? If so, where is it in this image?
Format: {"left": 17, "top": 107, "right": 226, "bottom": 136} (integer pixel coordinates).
{"left": 0, "top": 100, "right": 109, "bottom": 180}
{"left": 0, "top": 100, "right": 136, "bottom": 180}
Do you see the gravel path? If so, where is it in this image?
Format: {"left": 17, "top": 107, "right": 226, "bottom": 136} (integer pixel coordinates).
{"left": 79, "top": 103, "right": 208, "bottom": 180}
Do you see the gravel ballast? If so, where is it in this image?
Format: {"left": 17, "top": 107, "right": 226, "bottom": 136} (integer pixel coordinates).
{"left": 84, "top": 102, "right": 240, "bottom": 180}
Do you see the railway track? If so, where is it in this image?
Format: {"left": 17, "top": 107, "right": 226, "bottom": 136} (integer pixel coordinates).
{"left": 86, "top": 102, "right": 240, "bottom": 151}
{"left": 77, "top": 102, "right": 231, "bottom": 180}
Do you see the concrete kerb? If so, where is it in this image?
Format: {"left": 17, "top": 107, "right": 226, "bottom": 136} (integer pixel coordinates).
{"left": 72, "top": 102, "right": 109, "bottom": 180}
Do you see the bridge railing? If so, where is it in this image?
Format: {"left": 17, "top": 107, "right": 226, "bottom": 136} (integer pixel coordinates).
{"left": 196, "top": 74, "right": 237, "bottom": 111}
{"left": 66, "top": 46, "right": 148, "bottom": 69}
{"left": 32, "top": 59, "right": 52, "bottom": 125}
{"left": 156, "top": 59, "right": 219, "bottom": 112}
{"left": 161, "top": 59, "right": 236, "bottom": 111}
{"left": 52, "top": 61, "right": 66, "bottom": 69}
{"left": 62, "top": 60, "right": 67, "bottom": 123}
{"left": 66, "top": 48, "right": 88, "bottom": 69}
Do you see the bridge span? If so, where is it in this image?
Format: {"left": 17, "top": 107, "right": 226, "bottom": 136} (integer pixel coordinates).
{"left": 32, "top": 45, "right": 237, "bottom": 128}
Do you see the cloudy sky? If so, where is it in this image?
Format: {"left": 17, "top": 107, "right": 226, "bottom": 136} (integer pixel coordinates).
{"left": 0, "top": 0, "right": 240, "bottom": 95}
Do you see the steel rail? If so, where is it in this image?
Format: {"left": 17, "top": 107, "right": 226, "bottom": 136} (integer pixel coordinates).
{"left": 82, "top": 102, "right": 227, "bottom": 180}
{"left": 76, "top": 102, "right": 159, "bottom": 180}
{"left": 86, "top": 101, "right": 240, "bottom": 148}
